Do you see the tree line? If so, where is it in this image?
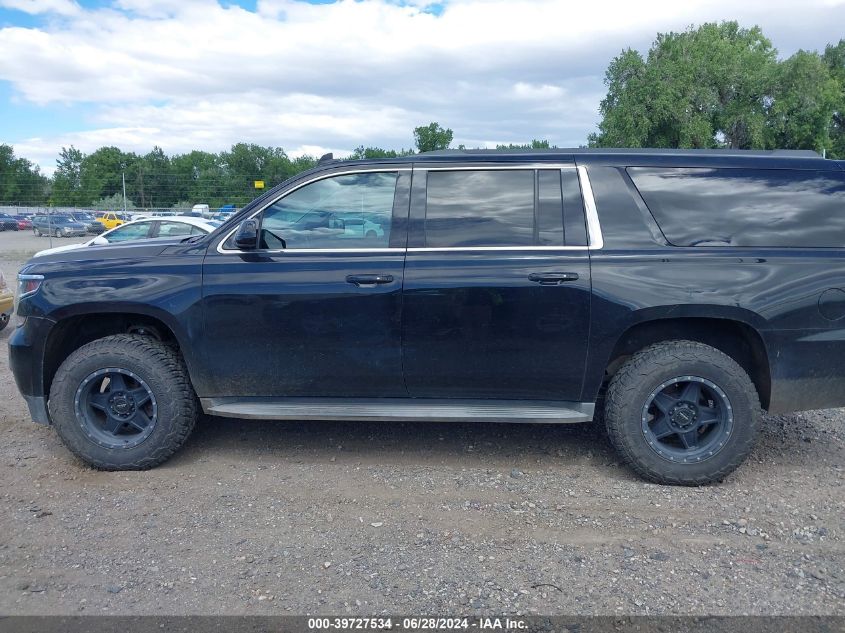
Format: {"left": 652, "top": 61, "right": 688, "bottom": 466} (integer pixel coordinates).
{"left": 589, "top": 23, "right": 844, "bottom": 155}
{"left": 1, "top": 22, "right": 843, "bottom": 209}
{"left": 0, "top": 123, "right": 456, "bottom": 209}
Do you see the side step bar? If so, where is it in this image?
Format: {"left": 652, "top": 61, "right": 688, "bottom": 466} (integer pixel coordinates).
{"left": 201, "top": 398, "right": 596, "bottom": 424}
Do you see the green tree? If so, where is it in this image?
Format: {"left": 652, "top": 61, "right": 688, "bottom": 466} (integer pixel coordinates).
{"left": 496, "top": 140, "right": 554, "bottom": 150}
{"left": 51, "top": 146, "right": 85, "bottom": 206}
{"left": 767, "top": 50, "right": 840, "bottom": 153}
{"left": 92, "top": 192, "right": 135, "bottom": 211}
{"left": 0, "top": 144, "right": 49, "bottom": 205}
{"left": 823, "top": 39, "right": 845, "bottom": 158}
{"left": 132, "top": 146, "right": 173, "bottom": 208}
{"left": 414, "top": 122, "right": 453, "bottom": 152}
{"left": 80, "top": 146, "right": 135, "bottom": 206}
{"left": 590, "top": 22, "right": 778, "bottom": 149}
{"left": 171, "top": 150, "right": 225, "bottom": 207}
{"left": 220, "top": 143, "right": 297, "bottom": 205}
{"left": 348, "top": 146, "right": 415, "bottom": 160}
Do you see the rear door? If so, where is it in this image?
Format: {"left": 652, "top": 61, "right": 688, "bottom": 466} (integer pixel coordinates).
{"left": 402, "top": 161, "right": 593, "bottom": 401}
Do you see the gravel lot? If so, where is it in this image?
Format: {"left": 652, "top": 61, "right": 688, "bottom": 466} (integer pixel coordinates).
{"left": 1, "top": 233, "right": 843, "bottom": 616}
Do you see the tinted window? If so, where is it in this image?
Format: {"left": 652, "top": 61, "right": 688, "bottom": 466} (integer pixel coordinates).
{"left": 425, "top": 170, "right": 536, "bottom": 247}
{"left": 537, "top": 170, "right": 564, "bottom": 246}
{"left": 260, "top": 172, "right": 397, "bottom": 249}
{"left": 629, "top": 168, "right": 845, "bottom": 248}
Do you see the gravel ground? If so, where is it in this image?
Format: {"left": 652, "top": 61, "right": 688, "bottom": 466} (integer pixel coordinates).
{"left": 1, "top": 240, "right": 843, "bottom": 616}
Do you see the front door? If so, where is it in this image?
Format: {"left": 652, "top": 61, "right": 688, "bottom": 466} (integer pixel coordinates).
{"left": 199, "top": 167, "right": 411, "bottom": 398}
{"left": 402, "top": 163, "right": 592, "bottom": 401}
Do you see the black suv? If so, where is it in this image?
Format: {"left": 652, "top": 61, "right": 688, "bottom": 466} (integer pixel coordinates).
{"left": 9, "top": 149, "right": 845, "bottom": 485}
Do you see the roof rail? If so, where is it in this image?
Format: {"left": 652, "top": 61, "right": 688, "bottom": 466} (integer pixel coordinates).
{"left": 417, "top": 148, "right": 823, "bottom": 158}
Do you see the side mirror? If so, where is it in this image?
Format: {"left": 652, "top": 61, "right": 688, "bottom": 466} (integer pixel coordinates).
{"left": 91, "top": 236, "right": 108, "bottom": 246}
{"left": 234, "top": 219, "right": 258, "bottom": 250}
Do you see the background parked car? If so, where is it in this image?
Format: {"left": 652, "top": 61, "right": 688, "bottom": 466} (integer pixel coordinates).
{"left": 13, "top": 215, "right": 31, "bottom": 230}
{"left": 0, "top": 213, "right": 19, "bottom": 231}
{"left": 192, "top": 203, "right": 211, "bottom": 218}
{"left": 58, "top": 211, "right": 102, "bottom": 234}
{"left": 32, "top": 214, "right": 87, "bottom": 238}
{"left": 0, "top": 271, "right": 12, "bottom": 332}
{"left": 212, "top": 208, "right": 238, "bottom": 222}
{"left": 95, "top": 212, "right": 128, "bottom": 230}
{"left": 33, "top": 216, "right": 220, "bottom": 258}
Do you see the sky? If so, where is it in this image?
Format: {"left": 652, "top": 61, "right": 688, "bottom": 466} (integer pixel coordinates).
{"left": 0, "top": 0, "right": 844, "bottom": 174}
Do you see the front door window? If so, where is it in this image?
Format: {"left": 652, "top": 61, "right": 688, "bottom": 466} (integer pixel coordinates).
{"left": 259, "top": 172, "right": 397, "bottom": 249}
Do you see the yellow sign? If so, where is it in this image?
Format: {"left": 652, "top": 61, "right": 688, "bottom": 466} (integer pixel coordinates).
{"left": 254, "top": 180, "right": 265, "bottom": 189}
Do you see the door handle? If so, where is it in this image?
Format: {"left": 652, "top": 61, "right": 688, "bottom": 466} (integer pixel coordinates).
{"left": 528, "top": 272, "right": 579, "bottom": 285}
{"left": 346, "top": 274, "right": 394, "bottom": 287}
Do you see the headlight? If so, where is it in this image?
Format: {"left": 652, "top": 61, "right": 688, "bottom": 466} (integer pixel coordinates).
{"left": 16, "top": 274, "right": 44, "bottom": 303}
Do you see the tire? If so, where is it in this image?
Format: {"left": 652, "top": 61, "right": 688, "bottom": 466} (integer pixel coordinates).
{"left": 0, "top": 311, "right": 9, "bottom": 332}
{"left": 34, "top": 228, "right": 41, "bottom": 237}
{"left": 54, "top": 229, "right": 62, "bottom": 238}
{"left": 604, "top": 340, "right": 761, "bottom": 486}
{"left": 48, "top": 334, "right": 199, "bottom": 470}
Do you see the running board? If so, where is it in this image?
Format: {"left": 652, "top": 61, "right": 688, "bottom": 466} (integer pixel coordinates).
{"left": 201, "top": 398, "right": 595, "bottom": 424}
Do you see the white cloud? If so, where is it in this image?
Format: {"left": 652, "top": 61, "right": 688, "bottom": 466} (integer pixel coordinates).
{"left": 0, "top": 0, "right": 79, "bottom": 15}
{"left": 1, "top": 0, "right": 844, "bottom": 170}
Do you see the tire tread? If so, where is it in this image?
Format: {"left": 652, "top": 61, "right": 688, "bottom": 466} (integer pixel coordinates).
{"left": 49, "top": 334, "right": 198, "bottom": 470}
{"left": 605, "top": 340, "right": 761, "bottom": 486}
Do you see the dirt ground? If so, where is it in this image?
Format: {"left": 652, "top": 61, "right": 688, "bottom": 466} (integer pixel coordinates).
{"left": 0, "top": 240, "right": 843, "bottom": 616}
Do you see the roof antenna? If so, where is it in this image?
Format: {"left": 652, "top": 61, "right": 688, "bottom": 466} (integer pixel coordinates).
{"left": 318, "top": 152, "right": 334, "bottom": 164}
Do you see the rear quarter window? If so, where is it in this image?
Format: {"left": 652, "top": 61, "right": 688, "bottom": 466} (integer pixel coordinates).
{"left": 628, "top": 167, "right": 845, "bottom": 248}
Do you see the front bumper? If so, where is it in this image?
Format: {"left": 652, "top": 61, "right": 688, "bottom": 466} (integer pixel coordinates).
{"left": 8, "top": 315, "right": 54, "bottom": 424}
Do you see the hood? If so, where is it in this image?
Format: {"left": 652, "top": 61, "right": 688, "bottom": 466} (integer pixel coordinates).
{"left": 26, "top": 237, "right": 188, "bottom": 267}
{"left": 33, "top": 242, "right": 89, "bottom": 258}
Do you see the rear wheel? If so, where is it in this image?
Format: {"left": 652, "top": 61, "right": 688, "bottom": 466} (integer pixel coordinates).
{"left": 605, "top": 340, "right": 761, "bottom": 485}
{"left": 0, "top": 311, "right": 9, "bottom": 332}
{"left": 53, "top": 229, "right": 61, "bottom": 238}
{"left": 49, "top": 334, "right": 199, "bottom": 470}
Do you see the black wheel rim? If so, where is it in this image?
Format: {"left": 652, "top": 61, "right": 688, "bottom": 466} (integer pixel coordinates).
{"left": 74, "top": 368, "right": 158, "bottom": 449}
{"left": 641, "top": 376, "right": 733, "bottom": 463}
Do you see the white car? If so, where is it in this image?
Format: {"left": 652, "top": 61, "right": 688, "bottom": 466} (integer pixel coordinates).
{"left": 34, "top": 216, "right": 220, "bottom": 258}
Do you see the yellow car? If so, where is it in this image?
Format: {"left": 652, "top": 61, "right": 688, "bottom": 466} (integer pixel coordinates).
{"left": 0, "top": 271, "right": 13, "bottom": 332}
{"left": 96, "top": 212, "right": 126, "bottom": 230}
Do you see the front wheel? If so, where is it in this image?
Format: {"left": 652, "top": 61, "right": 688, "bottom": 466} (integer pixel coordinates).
{"left": 49, "top": 334, "right": 199, "bottom": 469}
{"left": 53, "top": 229, "right": 61, "bottom": 238}
{"left": 605, "top": 340, "right": 761, "bottom": 485}
{"left": 34, "top": 228, "right": 41, "bottom": 237}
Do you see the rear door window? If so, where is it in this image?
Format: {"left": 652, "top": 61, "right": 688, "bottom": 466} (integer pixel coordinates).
{"left": 423, "top": 169, "right": 566, "bottom": 247}
{"left": 628, "top": 167, "right": 845, "bottom": 247}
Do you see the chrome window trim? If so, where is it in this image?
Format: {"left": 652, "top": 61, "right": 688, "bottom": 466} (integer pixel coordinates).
{"left": 215, "top": 164, "right": 603, "bottom": 254}
{"left": 229, "top": 247, "right": 404, "bottom": 255}
{"left": 420, "top": 163, "right": 577, "bottom": 171}
{"left": 577, "top": 165, "right": 604, "bottom": 250}
{"left": 216, "top": 167, "right": 410, "bottom": 255}
{"left": 407, "top": 246, "right": 588, "bottom": 252}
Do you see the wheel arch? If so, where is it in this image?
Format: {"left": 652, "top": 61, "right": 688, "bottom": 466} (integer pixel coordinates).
{"left": 42, "top": 307, "right": 195, "bottom": 400}
{"left": 598, "top": 315, "right": 772, "bottom": 411}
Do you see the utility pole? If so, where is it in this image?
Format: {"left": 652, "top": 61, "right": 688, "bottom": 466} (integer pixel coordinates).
{"left": 122, "top": 172, "right": 128, "bottom": 215}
